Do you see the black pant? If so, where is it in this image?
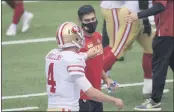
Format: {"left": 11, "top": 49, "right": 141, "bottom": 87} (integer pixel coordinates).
{"left": 79, "top": 99, "right": 103, "bottom": 112}
{"left": 102, "top": 19, "right": 109, "bottom": 48}
{"left": 151, "top": 36, "right": 174, "bottom": 103}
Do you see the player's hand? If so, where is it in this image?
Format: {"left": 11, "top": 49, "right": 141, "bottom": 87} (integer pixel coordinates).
{"left": 114, "top": 98, "right": 124, "bottom": 110}
{"left": 124, "top": 11, "right": 138, "bottom": 23}
{"left": 86, "top": 46, "right": 102, "bottom": 58}
{"left": 104, "top": 78, "right": 117, "bottom": 91}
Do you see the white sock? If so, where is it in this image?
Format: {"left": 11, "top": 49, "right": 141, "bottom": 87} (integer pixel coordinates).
{"left": 143, "top": 79, "right": 152, "bottom": 94}
{"left": 23, "top": 11, "right": 28, "bottom": 17}
{"left": 10, "top": 23, "right": 17, "bottom": 29}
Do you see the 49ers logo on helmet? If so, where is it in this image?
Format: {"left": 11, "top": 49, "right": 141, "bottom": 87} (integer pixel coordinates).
{"left": 71, "top": 26, "right": 80, "bottom": 34}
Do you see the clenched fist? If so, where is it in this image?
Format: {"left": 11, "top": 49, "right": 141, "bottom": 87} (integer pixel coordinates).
{"left": 114, "top": 98, "right": 124, "bottom": 110}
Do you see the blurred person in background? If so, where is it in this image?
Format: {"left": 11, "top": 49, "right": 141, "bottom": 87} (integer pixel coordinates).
{"left": 5, "top": 0, "right": 34, "bottom": 36}
{"left": 101, "top": 1, "right": 157, "bottom": 98}
{"left": 100, "top": 1, "right": 125, "bottom": 63}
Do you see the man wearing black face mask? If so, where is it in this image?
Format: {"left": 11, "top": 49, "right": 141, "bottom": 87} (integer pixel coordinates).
{"left": 77, "top": 5, "right": 122, "bottom": 112}
{"left": 80, "top": 14, "right": 98, "bottom": 34}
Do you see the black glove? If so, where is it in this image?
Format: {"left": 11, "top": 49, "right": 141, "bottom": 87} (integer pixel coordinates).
{"left": 143, "top": 19, "right": 152, "bottom": 36}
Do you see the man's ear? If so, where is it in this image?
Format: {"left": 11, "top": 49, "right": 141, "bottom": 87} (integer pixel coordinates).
{"left": 78, "top": 18, "right": 82, "bottom": 24}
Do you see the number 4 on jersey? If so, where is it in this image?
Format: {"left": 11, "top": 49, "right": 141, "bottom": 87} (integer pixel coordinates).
{"left": 47, "top": 63, "right": 56, "bottom": 93}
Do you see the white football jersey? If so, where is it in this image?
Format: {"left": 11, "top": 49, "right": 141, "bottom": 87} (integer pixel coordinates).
{"left": 123, "top": 1, "right": 153, "bottom": 13}
{"left": 45, "top": 49, "right": 86, "bottom": 111}
{"left": 100, "top": 1, "right": 124, "bottom": 9}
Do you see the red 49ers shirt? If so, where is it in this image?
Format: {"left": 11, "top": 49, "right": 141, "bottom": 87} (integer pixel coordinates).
{"left": 153, "top": 0, "right": 174, "bottom": 37}
{"left": 80, "top": 32, "right": 103, "bottom": 100}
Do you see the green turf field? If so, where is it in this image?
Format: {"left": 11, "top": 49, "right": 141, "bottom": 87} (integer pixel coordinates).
{"left": 1, "top": 1, "right": 173, "bottom": 111}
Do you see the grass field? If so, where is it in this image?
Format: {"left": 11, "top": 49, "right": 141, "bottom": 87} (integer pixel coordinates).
{"left": 1, "top": 1, "right": 173, "bottom": 111}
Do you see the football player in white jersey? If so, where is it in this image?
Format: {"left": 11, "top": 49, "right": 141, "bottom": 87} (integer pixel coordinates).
{"left": 45, "top": 22, "right": 124, "bottom": 111}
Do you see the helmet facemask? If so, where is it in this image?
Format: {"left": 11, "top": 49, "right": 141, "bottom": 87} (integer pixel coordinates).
{"left": 71, "top": 26, "right": 85, "bottom": 49}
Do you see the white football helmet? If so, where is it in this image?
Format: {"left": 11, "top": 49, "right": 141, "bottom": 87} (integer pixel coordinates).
{"left": 56, "top": 22, "right": 84, "bottom": 49}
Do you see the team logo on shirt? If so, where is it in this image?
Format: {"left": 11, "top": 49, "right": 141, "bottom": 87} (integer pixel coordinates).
{"left": 87, "top": 43, "right": 93, "bottom": 49}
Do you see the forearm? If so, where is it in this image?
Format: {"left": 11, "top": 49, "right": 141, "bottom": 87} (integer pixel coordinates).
{"left": 137, "top": 2, "right": 165, "bottom": 19}
{"left": 86, "top": 87, "right": 116, "bottom": 103}
{"left": 102, "top": 69, "right": 108, "bottom": 81}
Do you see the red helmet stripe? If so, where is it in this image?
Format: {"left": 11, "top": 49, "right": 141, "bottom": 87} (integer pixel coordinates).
{"left": 58, "top": 22, "right": 68, "bottom": 45}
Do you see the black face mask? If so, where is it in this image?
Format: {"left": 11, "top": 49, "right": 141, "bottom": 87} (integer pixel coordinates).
{"left": 82, "top": 20, "right": 98, "bottom": 34}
